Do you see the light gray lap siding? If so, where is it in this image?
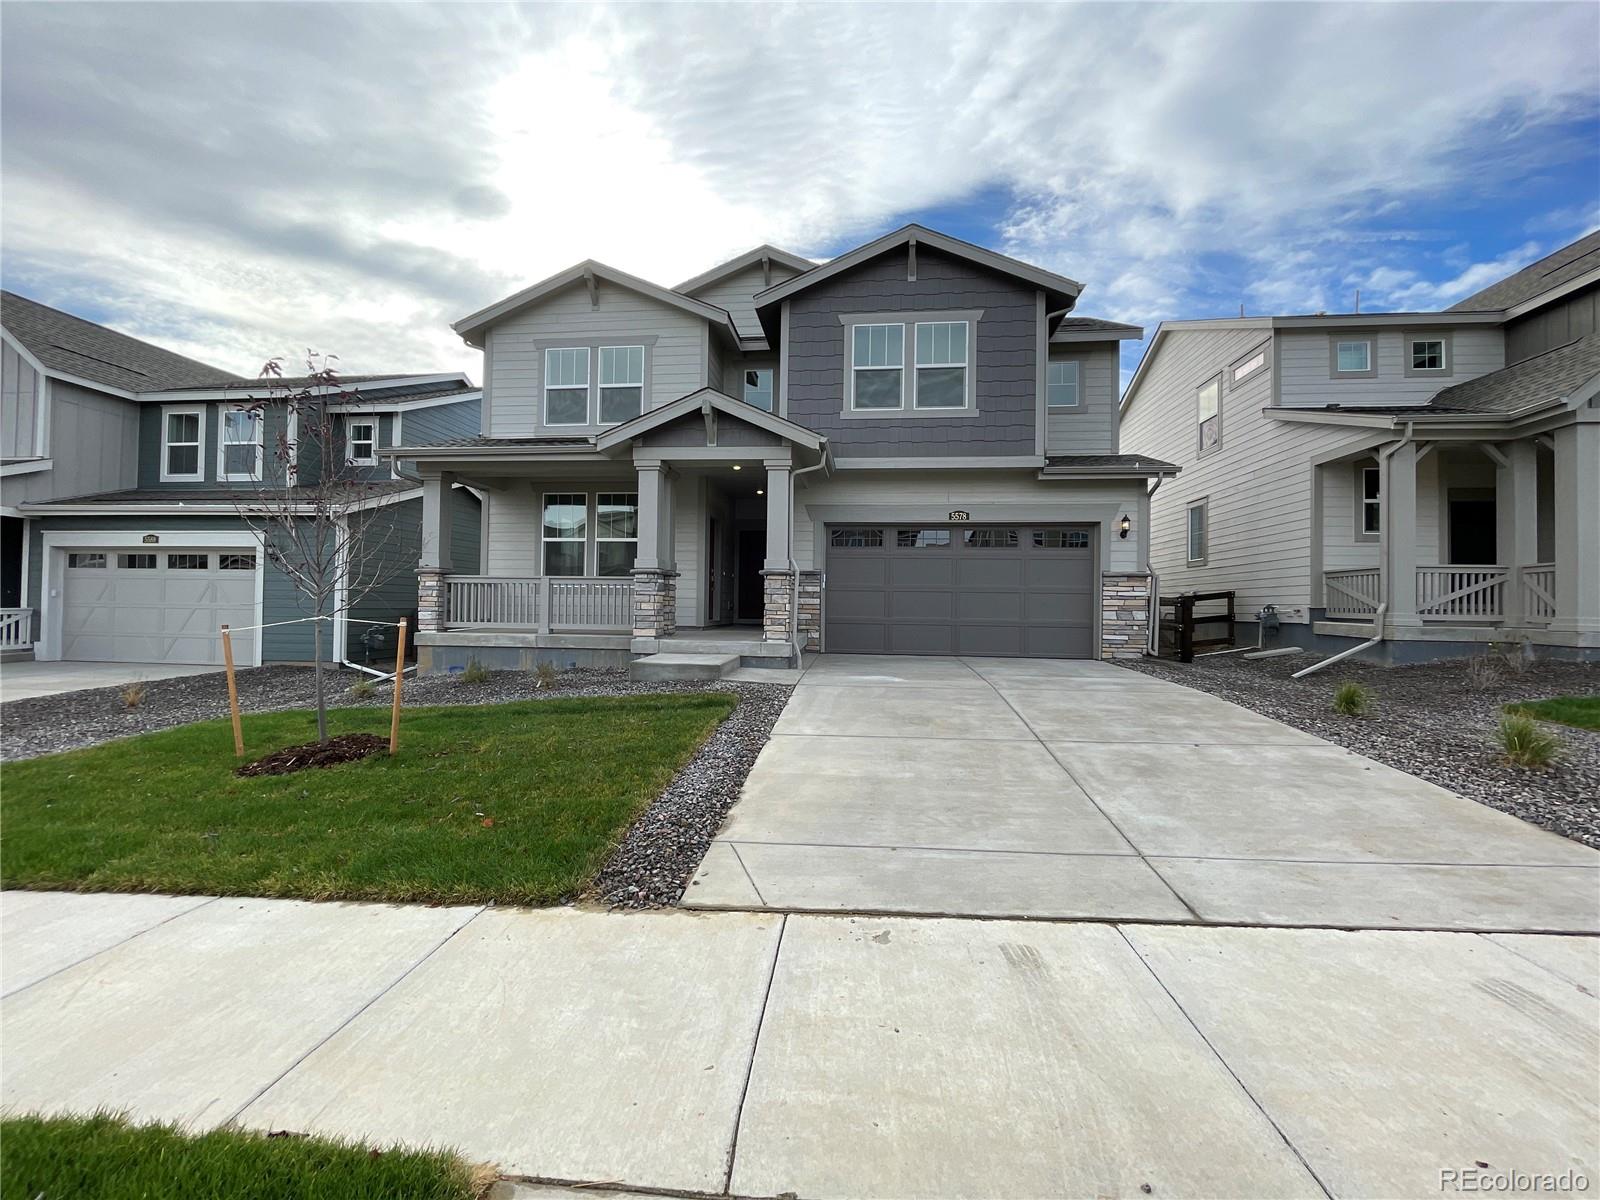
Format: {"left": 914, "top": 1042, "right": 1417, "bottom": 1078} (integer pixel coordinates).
{"left": 1045, "top": 342, "right": 1119, "bottom": 454}
{"left": 785, "top": 247, "right": 1038, "bottom": 457}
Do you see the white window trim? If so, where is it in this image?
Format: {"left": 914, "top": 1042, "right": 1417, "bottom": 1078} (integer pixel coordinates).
{"left": 541, "top": 490, "right": 589, "bottom": 576}
{"left": 1046, "top": 359, "right": 1081, "bottom": 409}
{"left": 159, "top": 404, "right": 207, "bottom": 483}
{"left": 849, "top": 322, "right": 906, "bottom": 412}
{"left": 1332, "top": 338, "right": 1374, "bottom": 376}
{"left": 1230, "top": 348, "right": 1266, "bottom": 385}
{"left": 1186, "top": 498, "right": 1209, "bottom": 566}
{"left": 216, "top": 406, "right": 265, "bottom": 482}
{"left": 1196, "top": 375, "right": 1222, "bottom": 456}
{"left": 544, "top": 347, "right": 592, "bottom": 428}
{"left": 345, "top": 415, "right": 378, "bottom": 467}
{"left": 596, "top": 345, "right": 645, "bottom": 428}
{"left": 1408, "top": 337, "right": 1447, "bottom": 372}
{"left": 911, "top": 320, "right": 971, "bottom": 411}
{"left": 594, "top": 491, "right": 639, "bottom": 577}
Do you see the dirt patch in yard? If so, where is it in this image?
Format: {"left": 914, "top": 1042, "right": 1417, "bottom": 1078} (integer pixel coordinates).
{"left": 235, "top": 732, "right": 390, "bottom": 777}
{"left": 1121, "top": 652, "right": 1600, "bottom": 850}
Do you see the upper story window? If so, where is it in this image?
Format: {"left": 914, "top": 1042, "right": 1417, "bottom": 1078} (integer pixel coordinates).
{"left": 743, "top": 368, "right": 774, "bottom": 412}
{"left": 1231, "top": 347, "right": 1266, "bottom": 385}
{"left": 218, "top": 408, "right": 263, "bottom": 481}
{"left": 1047, "top": 360, "right": 1080, "bottom": 408}
{"left": 850, "top": 323, "right": 904, "bottom": 410}
{"left": 1330, "top": 336, "right": 1376, "bottom": 377}
{"left": 160, "top": 406, "right": 205, "bottom": 482}
{"left": 1409, "top": 337, "right": 1446, "bottom": 372}
{"left": 1196, "top": 376, "right": 1221, "bottom": 455}
{"left": 345, "top": 417, "right": 377, "bottom": 466}
{"left": 544, "top": 347, "right": 591, "bottom": 426}
{"left": 598, "top": 346, "right": 644, "bottom": 425}
{"left": 913, "top": 321, "right": 968, "bottom": 409}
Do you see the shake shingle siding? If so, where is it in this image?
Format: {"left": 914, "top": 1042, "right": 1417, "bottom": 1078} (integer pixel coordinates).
{"left": 784, "top": 247, "right": 1038, "bottom": 457}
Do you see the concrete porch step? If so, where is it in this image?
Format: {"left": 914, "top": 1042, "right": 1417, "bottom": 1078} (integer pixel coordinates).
{"left": 629, "top": 652, "right": 741, "bottom": 682}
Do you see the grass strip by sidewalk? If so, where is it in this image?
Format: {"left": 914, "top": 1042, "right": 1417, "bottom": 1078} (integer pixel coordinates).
{"left": 1, "top": 693, "right": 734, "bottom": 905}
{"left": 1505, "top": 695, "right": 1600, "bottom": 732}
{"left": 0, "top": 1112, "right": 490, "bottom": 1200}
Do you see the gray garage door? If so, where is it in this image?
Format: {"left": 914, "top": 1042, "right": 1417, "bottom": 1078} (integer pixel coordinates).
{"left": 824, "top": 524, "right": 1096, "bottom": 658}
{"left": 61, "top": 548, "right": 259, "bottom": 664}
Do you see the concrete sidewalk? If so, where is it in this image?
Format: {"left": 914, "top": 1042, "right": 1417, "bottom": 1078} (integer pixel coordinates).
{"left": 4, "top": 891, "right": 1595, "bottom": 1198}
{"left": 684, "top": 654, "right": 1600, "bottom": 932}
{"left": 0, "top": 659, "right": 221, "bottom": 702}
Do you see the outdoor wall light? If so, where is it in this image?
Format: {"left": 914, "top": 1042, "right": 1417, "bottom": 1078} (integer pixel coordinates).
{"left": 731, "top": 464, "right": 742, "bottom": 470}
{"left": 1118, "top": 513, "right": 1131, "bottom": 539}
{"left": 756, "top": 488, "right": 765, "bottom": 496}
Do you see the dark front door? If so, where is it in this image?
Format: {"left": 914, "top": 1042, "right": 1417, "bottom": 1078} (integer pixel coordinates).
{"left": 707, "top": 518, "right": 719, "bottom": 623}
{"left": 0, "top": 517, "right": 23, "bottom": 609}
{"left": 737, "top": 529, "right": 765, "bottom": 621}
{"left": 1448, "top": 496, "right": 1497, "bottom": 565}
{"left": 824, "top": 524, "right": 1097, "bottom": 658}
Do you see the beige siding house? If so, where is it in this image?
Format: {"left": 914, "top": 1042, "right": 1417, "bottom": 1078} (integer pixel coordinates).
{"left": 1120, "top": 230, "right": 1600, "bottom": 663}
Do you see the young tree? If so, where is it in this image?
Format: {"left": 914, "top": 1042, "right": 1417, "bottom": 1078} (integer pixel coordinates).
{"left": 228, "top": 354, "right": 406, "bottom": 742}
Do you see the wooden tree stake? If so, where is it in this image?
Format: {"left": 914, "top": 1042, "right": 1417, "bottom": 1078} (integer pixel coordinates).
{"left": 389, "top": 618, "right": 407, "bottom": 755}
{"left": 221, "top": 625, "right": 245, "bottom": 757}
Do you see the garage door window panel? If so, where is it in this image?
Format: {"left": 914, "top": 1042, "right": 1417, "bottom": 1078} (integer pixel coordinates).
{"left": 896, "top": 529, "right": 951, "bottom": 548}
{"left": 963, "top": 528, "right": 1019, "bottom": 548}
{"left": 830, "top": 527, "right": 884, "bottom": 548}
{"left": 67, "top": 553, "right": 106, "bottom": 569}
{"left": 167, "top": 554, "right": 210, "bottom": 571}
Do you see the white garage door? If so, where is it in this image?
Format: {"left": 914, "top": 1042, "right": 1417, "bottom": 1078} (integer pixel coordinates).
{"left": 61, "top": 548, "right": 259, "bottom": 665}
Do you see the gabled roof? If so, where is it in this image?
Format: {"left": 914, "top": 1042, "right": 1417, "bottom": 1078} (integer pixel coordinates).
{"left": 1447, "top": 229, "right": 1600, "bottom": 313}
{"left": 750, "top": 224, "right": 1084, "bottom": 315}
{"left": 1, "top": 290, "right": 242, "bottom": 393}
{"left": 594, "top": 387, "right": 825, "bottom": 456}
{"left": 1421, "top": 332, "right": 1600, "bottom": 415}
{"left": 452, "top": 261, "right": 737, "bottom": 347}
{"left": 673, "top": 245, "right": 816, "bottom": 295}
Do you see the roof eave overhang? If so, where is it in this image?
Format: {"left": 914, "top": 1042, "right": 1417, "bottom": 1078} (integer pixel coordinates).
{"left": 673, "top": 245, "right": 817, "bottom": 294}
{"left": 1051, "top": 328, "right": 1144, "bottom": 344}
{"left": 1037, "top": 466, "right": 1181, "bottom": 480}
{"left": 594, "top": 388, "right": 825, "bottom": 457}
{"left": 385, "top": 442, "right": 601, "bottom": 460}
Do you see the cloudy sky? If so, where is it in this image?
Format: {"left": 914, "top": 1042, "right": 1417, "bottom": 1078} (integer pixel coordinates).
{"left": 3, "top": 1, "right": 1597, "bottom": 386}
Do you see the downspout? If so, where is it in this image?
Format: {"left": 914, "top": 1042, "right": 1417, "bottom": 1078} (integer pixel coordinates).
{"left": 1143, "top": 475, "right": 1165, "bottom": 656}
{"left": 787, "top": 451, "right": 830, "bottom": 651}
{"left": 1292, "top": 422, "right": 1412, "bottom": 678}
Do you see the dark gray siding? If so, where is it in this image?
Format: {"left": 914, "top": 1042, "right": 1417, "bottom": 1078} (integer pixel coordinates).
{"left": 1505, "top": 281, "right": 1598, "bottom": 366}
{"left": 341, "top": 491, "right": 479, "bottom": 660}
{"left": 137, "top": 400, "right": 295, "bottom": 490}
{"left": 784, "top": 246, "right": 1038, "bottom": 457}
{"left": 400, "top": 398, "right": 482, "bottom": 445}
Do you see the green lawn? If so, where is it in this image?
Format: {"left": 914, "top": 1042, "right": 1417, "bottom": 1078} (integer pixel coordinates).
{"left": 1, "top": 1113, "right": 486, "bottom": 1200}
{"left": 1, "top": 694, "right": 734, "bottom": 905}
{"left": 1505, "top": 695, "right": 1600, "bottom": 732}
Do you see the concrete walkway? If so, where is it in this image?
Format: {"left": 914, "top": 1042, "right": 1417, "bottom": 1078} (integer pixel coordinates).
{"left": 0, "top": 659, "right": 221, "bottom": 702}
{"left": 684, "top": 654, "right": 1600, "bottom": 932}
{"left": 2, "top": 891, "right": 1595, "bottom": 1198}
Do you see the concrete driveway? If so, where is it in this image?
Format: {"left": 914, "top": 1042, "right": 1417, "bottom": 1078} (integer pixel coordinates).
{"left": 685, "top": 654, "right": 1600, "bottom": 932}
{"left": 0, "top": 659, "right": 221, "bottom": 702}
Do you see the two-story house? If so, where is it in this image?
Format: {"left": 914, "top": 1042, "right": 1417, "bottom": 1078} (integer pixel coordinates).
{"left": 396, "top": 225, "right": 1177, "bottom": 675}
{"left": 1119, "top": 230, "right": 1600, "bottom": 663}
{"left": 0, "top": 291, "right": 483, "bottom": 668}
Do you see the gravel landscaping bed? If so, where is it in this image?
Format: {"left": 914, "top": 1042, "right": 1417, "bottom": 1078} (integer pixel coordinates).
{"left": 1121, "top": 652, "right": 1600, "bottom": 849}
{"left": 0, "top": 663, "right": 791, "bottom": 908}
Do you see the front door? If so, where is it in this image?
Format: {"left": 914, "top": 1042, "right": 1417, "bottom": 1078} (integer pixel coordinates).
{"left": 1447, "top": 493, "right": 1497, "bottom": 565}
{"left": 706, "top": 517, "right": 718, "bottom": 623}
{"left": 737, "top": 529, "right": 765, "bottom": 621}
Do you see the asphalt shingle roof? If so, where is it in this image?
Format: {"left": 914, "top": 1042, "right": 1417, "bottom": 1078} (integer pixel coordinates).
{"left": 1423, "top": 333, "right": 1600, "bottom": 414}
{"left": 0, "top": 291, "right": 242, "bottom": 392}
{"left": 29, "top": 482, "right": 418, "bottom": 506}
{"left": 1052, "top": 317, "right": 1144, "bottom": 335}
{"left": 403, "top": 435, "right": 596, "bottom": 449}
{"left": 1447, "top": 229, "right": 1600, "bottom": 312}
{"left": 1044, "top": 453, "right": 1178, "bottom": 471}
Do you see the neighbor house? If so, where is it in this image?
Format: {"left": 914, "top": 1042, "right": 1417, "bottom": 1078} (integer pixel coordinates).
{"left": 396, "top": 225, "right": 1176, "bottom": 674}
{"left": 0, "top": 291, "right": 482, "bottom": 668}
{"left": 1119, "top": 231, "right": 1600, "bottom": 662}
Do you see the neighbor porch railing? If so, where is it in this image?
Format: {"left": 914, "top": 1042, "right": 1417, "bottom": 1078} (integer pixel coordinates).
{"left": 0, "top": 607, "right": 32, "bottom": 650}
{"left": 1519, "top": 564, "right": 1557, "bottom": 623}
{"left": 1416, "top": 566, "right": 1507, "bottom": 620}
{"left": 1323, "top": 569, "right": 1381, "bottom": 619}
{"left": 443, "top": 576, "right": 631, "bottom": 632}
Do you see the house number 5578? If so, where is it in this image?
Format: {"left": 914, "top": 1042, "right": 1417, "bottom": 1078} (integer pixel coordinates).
{"left": 948, "top": 510, "right": 970, "bottom": 521}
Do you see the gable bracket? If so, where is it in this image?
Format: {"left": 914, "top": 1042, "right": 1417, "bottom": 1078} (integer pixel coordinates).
{"left": 761, "top": 254, "right": 771, "bottom": 289}
{"left": 584, "top": 267, "right": 599, "bottom": 310}
{"left": 702, "top": 397, "right": 718, "bottom": 446}
{"left": 907, "top": 236, "right": 917, "bottom": 282}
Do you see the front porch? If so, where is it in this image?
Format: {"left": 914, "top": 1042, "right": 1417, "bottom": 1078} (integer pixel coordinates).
{"left": 1312, "top": 421, "right": 1598, "bottom": 656}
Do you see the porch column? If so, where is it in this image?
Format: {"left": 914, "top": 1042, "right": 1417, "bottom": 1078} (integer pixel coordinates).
{"left": 1380, "top": 441, "right": 1419, "bottom": 628}
{"left": 762, "top": 459, "right": 794, "bottom": 643}
{"left": 1551, "top": 422, "right": 1600, "bottom": 636}
{"left": 1496, "top": 440, "right": 1539, "bottom": 626}
{"left": 417, "top": 470, "right": 455, "bottom": 633}
{"left": 632, "top": 461, "right": 678, "bottom": 639}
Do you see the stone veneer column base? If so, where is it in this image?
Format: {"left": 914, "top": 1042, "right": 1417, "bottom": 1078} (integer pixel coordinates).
{"left": 795, "top": 570, "right": 822, "bottom": 651}
{"left": 417, "top": 568, "right": 447, "bottom": 633}
{"left": 1101, "top": 572, "right": 1152, "bottom": 660}
{"left": 632, "top": 569, "right": 678, "bottom": 638}
{"left": 762, "top": 569, "right": 795, "bottom": 643}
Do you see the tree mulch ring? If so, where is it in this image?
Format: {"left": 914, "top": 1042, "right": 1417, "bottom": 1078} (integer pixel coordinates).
{"left": 236, "top": 732, "right": 390, "bottom": 777}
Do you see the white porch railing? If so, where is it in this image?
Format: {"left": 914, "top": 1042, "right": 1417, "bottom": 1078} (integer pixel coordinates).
{"left": 0, "top": 607, "right": 32, "bottom": 650}
{"left": 1416, "top": 566, "right": 1508, "bottom": 620}
{"left": 1520, "top": 564, "right": 1557, "bottom": 623}
{"left": 1323, "top": 569, "right": 1381, "bottom": 618}
{"left": 444, "top": 576, "right": 631, "bottom": 632}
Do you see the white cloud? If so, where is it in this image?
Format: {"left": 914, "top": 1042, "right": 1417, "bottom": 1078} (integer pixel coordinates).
{"left": 2, "top": 1, "right": 1597, "bottom": 378}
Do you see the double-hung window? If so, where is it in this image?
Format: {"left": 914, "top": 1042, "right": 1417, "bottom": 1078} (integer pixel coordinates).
{"left": 851, "top": 323, "right": 904, "bottom": 410}
{"left": 1047, "top": 360, "right": 1080, "bottom": 408}
{"left": 1360, "top": 466, "right": 1381, "bottom": 537}
{"left": 161, "top": 407, "right": 205, "bottom": 481}
{"left": 545, "top": 348, "right": 591, "bottom": 426}
{"left": 596, "top": 493, "right": 639, "bottom": 576}
{"left": 913, "top": 321, "right": 968, "bottom": 409}
{"left": 743, "top": 368, "right": 774, "bottom": 412}
{"left": 542, "top": 493, "right": 587, "bottom": 576}
{"left": 345, "top": 417, "right": 377, "bottom": 466}
{"left": 219, "top": 407, "right": 263, "bottom": 480}
{"left": 1187, "top": 499, "right": 1208, "bottom": 565}
{"left": 1196, "top": 376, "right": 1221, "bottom": 454}
{"left": 598, "top": 346, "right": 644, "bottom": 424}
